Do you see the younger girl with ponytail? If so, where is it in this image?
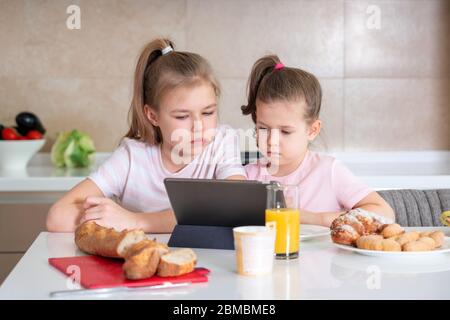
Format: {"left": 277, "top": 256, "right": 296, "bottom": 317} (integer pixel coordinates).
{"left": 47, "top": 39, "right": 246, "bottom": 233}
{"left": 242, "top": 55, "right": 395, "bottom": 227}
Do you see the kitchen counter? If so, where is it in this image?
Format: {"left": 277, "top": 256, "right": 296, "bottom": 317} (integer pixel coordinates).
{"left": 0, "top": 153, "right": 106, "bottom": 193}
{"left": 1, "top": 227, "right": 450, "bottom": 300}
{"left": 1, "top": 151, "right": 449, "bottom": 194}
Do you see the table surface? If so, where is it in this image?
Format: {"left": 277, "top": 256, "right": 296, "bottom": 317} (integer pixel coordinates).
{"left": 2, "top": 227, "right": 450, "bottom": 300}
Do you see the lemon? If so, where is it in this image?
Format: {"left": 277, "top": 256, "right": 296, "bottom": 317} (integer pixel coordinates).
{"left": 440, "top": 211, "right": 450, "bottom": 226}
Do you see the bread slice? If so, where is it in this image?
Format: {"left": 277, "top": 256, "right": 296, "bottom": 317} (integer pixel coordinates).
{"left": 157, "top": 248, "right": 197, "bottom": 277}
{"left": 75, "top": 221, "right": 147, "bottom": 258}
{"left": 122, "top": 240, "right": 169, "bottom": 280}
{"left": 122, "top": 239, "right": 169, "bottom": 259}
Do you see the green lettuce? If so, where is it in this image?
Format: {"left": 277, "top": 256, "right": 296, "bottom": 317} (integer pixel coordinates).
{"left": 51, "top": 130, "right": 95, "bottom": 168}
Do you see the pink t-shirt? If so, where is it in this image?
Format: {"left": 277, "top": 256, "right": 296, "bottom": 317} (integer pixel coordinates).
{"left": 245, "top": 151, "right": 372, "bottom": 212}
{"left": 89, "top": 125, "right": 246, "bottom": 213}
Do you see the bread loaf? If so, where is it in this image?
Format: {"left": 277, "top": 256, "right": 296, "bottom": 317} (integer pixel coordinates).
{"left": 75, "top": 221, "right": 147, "bottom": 258}
{"left": 75, "top": 222, "right": 199, "bottom": 280}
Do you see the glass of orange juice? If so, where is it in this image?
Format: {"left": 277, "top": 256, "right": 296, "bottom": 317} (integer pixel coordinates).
{"left": 265, "top": 183, "right": 300, "bottom": 260}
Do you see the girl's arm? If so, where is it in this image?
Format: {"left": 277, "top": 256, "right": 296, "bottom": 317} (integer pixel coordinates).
{"left": 131, "top": 174, "right": 247, "bottom": 232}
{"left": 47, "top": 178, "right": 178, "bottom": 233}
{"left": 48, "top": 175, "right": 247, "bottom": 233}
{"left": 46, "top": 178, "right": 104, "bottom": 232}
{"left": 225, "top": 174, "right": 247, "bottom": 180}
{"left": 301, "top": 191, "right": 395, "bottom": 227}
{"left": 76, "top": 197, "right": 177, "bottom": 233}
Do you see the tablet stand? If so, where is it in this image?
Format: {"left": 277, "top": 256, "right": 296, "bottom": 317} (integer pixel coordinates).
{"left": 168, "top": 225, "right": 235, "bottom": 250}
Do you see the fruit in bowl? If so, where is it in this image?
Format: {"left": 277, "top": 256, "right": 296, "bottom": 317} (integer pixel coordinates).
{"left": 0, "top": 112, "right": 46, "bottom": 171}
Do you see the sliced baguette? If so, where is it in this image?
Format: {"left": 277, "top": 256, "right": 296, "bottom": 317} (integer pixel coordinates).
{"left": 75, "top": 221, "right": 147, "bottom": 258}
{"left": 122, "top": 240, "right": 168, "bottom": 280}
{"left": 157, "top": 248, "right": 197, "bottom": 277}
{"left": 122, "top": 239, "right": 169, "bottom": 259}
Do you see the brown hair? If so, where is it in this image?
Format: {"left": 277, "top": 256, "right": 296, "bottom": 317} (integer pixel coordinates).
{"left": 125, "top": 38, "right": 220, "bottom": 144}
{"left": 241, "top": 55, "right": 322, "bottom": 125}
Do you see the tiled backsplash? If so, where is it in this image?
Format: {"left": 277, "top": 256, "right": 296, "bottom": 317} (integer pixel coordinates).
{"left": 0, "top": 0, "right": 449, "bottom": 152}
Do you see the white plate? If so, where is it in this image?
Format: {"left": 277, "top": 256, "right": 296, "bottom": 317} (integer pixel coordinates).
{"left": 300, "top": 224, "right": 330, "bottom": 241}
{"left": 331, "top": 250, "right": 450, "bottom": 274}
{"left": 333, "top": 237, "right": 450, "bottom": 257}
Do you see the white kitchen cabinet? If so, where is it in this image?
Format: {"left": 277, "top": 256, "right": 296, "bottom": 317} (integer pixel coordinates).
{"left": 0, "top": 199, "right": 55, "bottom": 284}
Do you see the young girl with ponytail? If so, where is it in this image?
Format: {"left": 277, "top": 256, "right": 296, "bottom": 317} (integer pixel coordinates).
{"left": 242, "top": 55, "right": 395, "bottom": 227}
{"left": 47, "top": 38, "right": 246, "bottom": 233}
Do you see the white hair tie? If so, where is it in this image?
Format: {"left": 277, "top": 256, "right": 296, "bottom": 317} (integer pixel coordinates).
{"left": 161, "top": 46, "right": 173, "bottom": 55}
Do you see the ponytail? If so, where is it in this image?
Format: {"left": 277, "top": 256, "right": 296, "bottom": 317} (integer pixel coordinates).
{"left": 241, "top": 55, "right": 281, "bottom": 122}
{"left": 125, "top": 38, "right": 174, "bottom": 144}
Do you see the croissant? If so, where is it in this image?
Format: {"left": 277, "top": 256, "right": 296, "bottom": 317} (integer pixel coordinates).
{"left": 331, "top": 225, "right": 360, "bottom": 246}
{"left": 330, "top": 209, "right": 393, "bottom": 245}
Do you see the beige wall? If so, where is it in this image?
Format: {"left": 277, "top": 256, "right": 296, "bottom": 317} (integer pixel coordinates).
{"left": 0, "top": 0, "right": 449, "bottom": 152}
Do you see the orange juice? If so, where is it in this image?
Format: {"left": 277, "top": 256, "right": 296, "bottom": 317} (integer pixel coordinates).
{"left": 265, "top": 208, "right": 300, "bottom": 258}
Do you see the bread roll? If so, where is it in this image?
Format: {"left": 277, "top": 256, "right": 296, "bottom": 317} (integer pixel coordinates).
{"left": 419, "top": 231, "right": 432, "bottom": 237}
{"left": 356, "top": 235, "right": 401, "bottom": 251}
{"left": 429, "top": 231, "right": 445, "bottom": 248}
{"left": 403, "top": 237, "right": 436, "bottom": 252}
{"left": 380, "top": 223, "right": 404, "bottom": 238}
{"left": 395, "top": 231, "right": 420, "bottom": 246}
{"left": 381, "top": 239, "right": 402, "bottom": 251}
{"left": 356, "top": 235, "right": 384, "bottom": 251}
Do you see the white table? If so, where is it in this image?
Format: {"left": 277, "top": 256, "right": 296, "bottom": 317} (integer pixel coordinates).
{"left": 1, "top": 227, "right": 450, "bottom": 300}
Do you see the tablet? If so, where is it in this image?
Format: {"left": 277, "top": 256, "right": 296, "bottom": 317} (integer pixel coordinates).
{"left": 164, "top": 178, "right": 269, "bottom": 227}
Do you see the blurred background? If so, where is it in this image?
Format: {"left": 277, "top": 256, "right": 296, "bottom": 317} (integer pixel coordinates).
{"left": 1, "top": 0, "right": 449, "bottom": 152}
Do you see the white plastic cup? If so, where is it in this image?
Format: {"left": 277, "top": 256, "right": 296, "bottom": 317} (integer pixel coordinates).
{"left": 233, "top": 222, "right": 276, "bottom": 276}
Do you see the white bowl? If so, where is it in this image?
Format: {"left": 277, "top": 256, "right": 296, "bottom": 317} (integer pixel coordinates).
{"left": 0, "top": 139, "right": 46, "bottom": 171}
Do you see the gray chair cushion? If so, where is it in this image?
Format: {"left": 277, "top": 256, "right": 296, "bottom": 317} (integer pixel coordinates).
{"left": 378, "top": 189, "right": 450, "bottom": 227}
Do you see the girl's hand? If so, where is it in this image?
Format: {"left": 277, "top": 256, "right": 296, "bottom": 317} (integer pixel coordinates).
{"left": 300, "top": 210, "right": 321, "bottom": 225}
{"left": 79, "top": 197, "right": 140, "bottom": 231}
{"left": 300, "top": 209, "right": 346, "bottom": 227}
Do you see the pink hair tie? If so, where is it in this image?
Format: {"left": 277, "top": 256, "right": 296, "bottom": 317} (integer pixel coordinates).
{"left": 274, "top": 63, "right": 284, "bottom": 70}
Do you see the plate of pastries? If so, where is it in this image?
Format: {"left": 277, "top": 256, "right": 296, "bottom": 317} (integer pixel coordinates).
{"left": 330, "top": 209, "right": 450, "bottom": 257}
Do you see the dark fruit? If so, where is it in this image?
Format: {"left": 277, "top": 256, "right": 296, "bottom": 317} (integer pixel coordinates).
{"left": 15, "top": 112, "right": 46, "bottom": 135}
{"left": 14, "top": 125, "right": 29, "bottom": 136}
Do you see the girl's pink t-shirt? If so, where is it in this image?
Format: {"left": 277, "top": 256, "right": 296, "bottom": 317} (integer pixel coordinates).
{"left": 245, "top": 151, "right": 373, "bottom": 212}
{"left": 89, "top": 125, "right": 246, "bottom": 213}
